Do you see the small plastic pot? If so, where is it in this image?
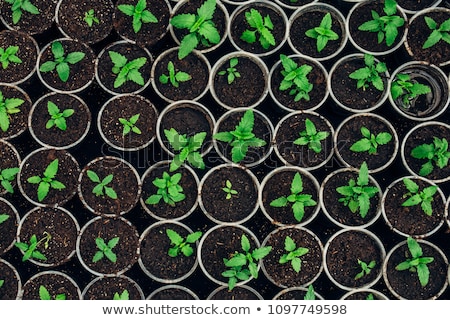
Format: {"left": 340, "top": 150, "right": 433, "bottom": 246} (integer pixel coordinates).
{"left": 397, "top": 0, "right": 442, "bottom": 15}
{"left": 272, "top": 286, "right": 325, "bottom": 300}
{"left": 0, "top": 139, "right": 21, "bottom": 196}
{"left": 0, "top": 83, "right": 32, "bottom": 140}
{"left": 275, "top": 0, "right": 319, "bottom": 10}
{"left": 0, "top": 258, "right": 21, "bottom": 300}
{"left": 207, "top": 285, "right": 264, "bottom": 300}
{"left": 147, "top": 285, "right": 199, "bottom": 300}
{"left": 82, "top": 275, "right": 145, "bottom": 300}
{"left": 0, "top": 197, "right": 20, "bottom": 255}
{"left": 340, "top": 288, "right": 389, "bottom": 300}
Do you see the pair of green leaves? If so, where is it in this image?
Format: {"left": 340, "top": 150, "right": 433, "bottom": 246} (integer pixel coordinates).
{"left": 350, "top": 126, "right": 392, "bottom": 155}
{"left": 354, "top": 259, "right": 376, "bottom": 280}
{"left": 279, "top": 54, "right": 313, "bottom": 102}
{"left": 5, "top": 0, "right": 39, "bottom": 25}
{"left": 166, "top": 229, "right": 202, "bottom": 258}
{"left": 294, "top": 118, "right": 330, "bottom": 154}
{"left": 27, "top": 159, "right": 65, "bottom": 202}
{"left": 86, "top": 170, "right": 118, "bottom": 200}
{"left": 83, "top": 9, "right": 99, "bottom": 27}
{"left": 164, "top": 128, "right": 206, "bottom": 172}
{"left": 411, "top": 137, "right": 450, "bottom": 177}
{"left": 0, "top": 167, "right": 19, "bottom": 194}
{"left": 113, "top": 290, "right": 129, "bottom": 300}
{"left": 39, "top": 285, "right": 65, "bottom": 300}
{"left": 279, "top": 236, "right": 309, "bottom": 273}
{"left": 15, "top": 232, "right": 51, "bottom": 262}
{"left": 46, "top": 101, "right": 74, "bottom": 131}
{"left": 118, "top": 0, "right": 158, "bottom": 33}
{"left": 159, "top": 61, "right": 191, "bottom": 88}
{"left": 349, "top": 54, "right": 387, "bottom": 91}
{"left": 222, "top": 179, "right": 238, "bottom": 200}
{"left": 119, "top": 114, "right": 141, "bottom": 136}
{"left": 422, "top": 16, "right": 450, "bottom": 49}
{"left": 402, "top": 178, "right": 438, "bottom": 216}
{"left": 218, "top": 57, "right": 240, "bottom": 85}
{"left": 241, "top": 8, "right": 275, "bottom": 50}
{"left": 109, "top": 51, "right": 147, "bottom": 89}
{"left": 0, "top": 90, "right": 24, "bottom": 132}
{"left": 92, "top": 237, "right": 119, "bottom": 263}
{"left": 145, "top": 172, "right": 185, "bottom": 207}
{"left": 390, "top": 73, "right": 431, "bottom": 109}
{"left": 0, "top": 46, "right": 22, "bottom": 69}
{"left": 305, "top": 13, "right": 339, "bottom": 53}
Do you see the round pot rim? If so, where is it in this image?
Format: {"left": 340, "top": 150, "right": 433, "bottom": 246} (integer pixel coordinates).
{"left": 333, "top": 112, "right": 399, "bottom": 174}
{"left": 275, "top": 0, "right": 319, "bottom": 10}
{"left": 146, "top": 284, "right": 200, "bottom": 300}
{"left": 272, "top": 286, "right": 325, "bottom": 300}
{"left": 0, "top": 257, "right": 22, "bottom": 300}
{"left": 0, "top": 197, "right": 20, "bottom": 255}
{"left": 0, "top": 138, "right": 21, "bottom": 197}
{"left": 340, "top": 288, "right": 389, "bottom": 300}
{"left": 81, "top": 274, "right": 145, "bottom": 300}
{"left": 323, "top": 228, "right": 386, "bottom": 291}
{"left": 273, "top": 110, "right": 335, "bottom": 170}
{"left": 220, "top": 0, "right": 254, "bottom": 5}
{"left": 206, "top": 284, "right": 264, "bottom": 300}
{"left": 0, "top": 83, "right": 32, "bottom": 140}
{"left": 97, "top": 93, "right": 158, "bottom": 152}
{"left": 398, "top": 0, "right": 442, "bottom": 16}
{"left": 446, "top": 195, "right": 450, "bottom": 230}
{"left": 209, "top": 50, "right": 270, "bottom": 110}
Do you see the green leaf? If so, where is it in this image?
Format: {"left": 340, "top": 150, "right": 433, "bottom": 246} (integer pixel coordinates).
{"left": 284, "top": 236, "right": 296, "bottom": 252}
{"left": 187, "top": 152, "right": 205, "bottom": 170}
{"left": 241, "top": 234, "right": 250, "bottom": 252}
{"left": 350, "top": 139, "right": 372, "bottom": 153}
{"left": 56, "top": 62, "right": 70, "bottom": 82}
{"left": 419, "top": 161, "right": 434, "bottom": 176}
{"left": 104, "top": 250, "right": 117, "bottom": 263}
{"left": 39, "top": 286, "right": 51, "bottom": 300}
{"left": 186, "top": 231, "right": 202, "bottom": 243}
{"left": 37, "top": 181, "right": 50, "bottom": 202}
{"left": 290, "top": 172, "right": 303, "bottom": 195}
{"left": 86, "top": 170, "right": 100, "bottom": 183}
{"left": 51, "top": 41, "right": 64, "bottom": 59}
{"left": 357, "top": 162, "right": 369, "bottom": 186}
{"left": 141, "top": 10, "right": 158, "bottom": 24}
{"left": 39, "top": 61, "right": 56, "bottom": 73}
{"left": 270, "top": 196, "right": 288, "bottom": 207}
{"left": 165, "top": 128, "right": 188, "bottom": 151}
{"left": 109, "top": 51, "right": 128, "bottom": 68}
{"left": 417, "top": 263, "right": 430, "bottom": 287}
{"left": 0, "top": 214, "right": 9, "bottom": 224}
{"left": 145, "top": 194, "right": 162, "bottom": 205}
{"left": 44, "top": 159, "right": 59, "bottom": 179}
{"left": 225, "top": 254, "right": 247, "bottom": 267}
{"left": 104, "top": 186, "right": 118, "bottom": 199}
{"left": 240, "top": 30, "right": 257, "bottom": 44}
{"left": 171, "top": 13, "right": 196, "bottom": 29}
{"left": 292, "top": 201, "right": 305, "bottom": 222}
{"left": 181, "top": 245, "right": 194, "bottom": 257}
{"left": 108, "top": 237, "right": 120, "bottom": 249}
{"left": 403, "top": 178, "right": 419, "bottom": 193}
{"left": 252, "top": 246, "right": 272, "bottom": 260}
{"left": 421, "top": 200, "right": 433, "bottom": 216}
{"left": 198, "top": 20, "right": 220, "bottom": 44}
{"left": 166, "top": 229, "right": 183, "bottom": 246}
{"left": 178, "top": 33, "right": 199, "bottom": 60}
{"left": 21, "top": 1, "right": 39, "bottom": 15}
{"left": 50, "top": 180, "right": 65, "bottom": 190}
{"left": 407, "top": 237, "right": 423, "bottom": 259}
{"left": 197, "top": 0, "right": 216, "bottom": 21}
{"left": 65, "top": 52, "right": 85, "bottom": 65}
{"left": 118, "top": 4, "right": 135, "bottom": 17}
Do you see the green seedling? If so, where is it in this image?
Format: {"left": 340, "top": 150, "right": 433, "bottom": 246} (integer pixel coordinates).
{"left": 0, "top": 46, "right": 22, "bottom": 69}
{"left": 221, "top": 234, "right": 272, "bottom": 291}
{"left": 166, "top": 229, "right": 202, "bottom": 258}
{"left": 390, "top": 73, "right": 431, "bottom": 109}
{"left": 0, "top": 213, "right": 9, "bottom": 225}
{"left": 39, "top": 41, "right": 85, "bottom": 83}
{"left": 213, "top": 109, "right": 266, "bottom": 163}
{"left": 159, "top": 61, "right": 191, "bottom": 88}
{"left": 410, "top": 137, "right": 450, "bottom": 177}
{"left": 349, "top": 53, "right": 387, "bottom": 91}
{"left": 170, "top": 0, "right": 220, "bottom": 59}
{"left": 164, "top": 128, "right": 206, "bottom": 172}
{"left": 15, "top": 232, "right": 51, "bottom": 262}
{"left": 118, "top": 0, "right": 157, "bottom": 33}
{"left": 366, "top": 293, "right": 374, "bottom": 300}
{"left": 83, "top": 9, "right": 100, "bottom": 27}
{"left": 218, "top": 57, "right": 240, "bottom": 85}
{"left": 145, "top": 172, "right": 185, "bottom": 207}
{"left": 109, "top": 50, "right": 147, "bottom": 89}
{"left": 401, "top": 177, "right": 438, "bottom": 216}
{"left": 0, "top": 90, "right": 24, "bottom": 132}
{"left": 279, "top": 54, "right": 313, "bottom": 102}
{"left": 241, "top": 8, "right": 275, "bottom": 50}
{"left": 270, "top": 172, "right": 317, "bottom": 223}
{"left": 354, "top": 259, "right": 376, "bottom": 280}
{"left": 119, "top": 113, "right": 141, "bottom": 136}
{"left": 4, "top": 0, "right": 39, "bottom": 24}
{"left": 0, "top": 280, "right": 4, "bottom": 288}
{"left": 92, "top": 237, "right": 119, "bottom": 263}
{"left": 305, "top": 12, "right": 339, "bottom": 53}
{"left": 395, "top": 236, "right": 434, "bottom": 287}
{"left": 222, "top": 180, "right": 238, "bottom": 200}
{"left": 39, "top": 285, "right": 66, "bottom": 300}
{"left": 278, "top": 236, "right": 309, "bottom": 273}
{"left": 304, "top": 285, "right": 315, "bottom": 300}
{"left": 46, "top": 101, "right": 74, "bottom": 131}
{"left": 358, "top": 0, "right": 405, "bottom": 47}
{"left": 86, "top": 170, "right": 118, "bottom": 199}
{"left": 0, "top": 167, "right": 19, "bottom": 194}
{"left": 113, "top": 290, "right": 129, "bottom": 300}
{"left": 27, "top": 159, "right": 66, "bottom": 202}
{"left": 294, "top": 118, "right": 330, "bottom": 153}
{"left": 336, "top": 162, "right": 379, "bottom": 219}
{"left": 350, "top": 126, "right": 392, "bottom": 155}
{"left": 422, "top": 16, "right": 450, "bottom": 49}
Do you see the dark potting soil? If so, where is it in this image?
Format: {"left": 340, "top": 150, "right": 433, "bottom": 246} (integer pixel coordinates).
{"left": 141, "top": 163, "right": 198, "bottom": 219}
{"left": 99, "top": 95, "right": 157, "bottom": 150}
{"left": 21, "top": 272, "right": 80, "bottom": 300}
{"left": 139, "top": 222, "right": 197, "bottom": 281}
{"left": 275, "top": 112, "right": 333, "bottom": 168}
{"left": 200, "top": 165, "right": 258, "bottom": 223}
{"left": 262, "top": 227, "right": 323, "bottom": 288}
{"left": 57, "top": 0, "right": 114, "bottom": 44}
{"left": 321, "top": 170, "right": 381, "bottom": 227}
{"left": 385, "top": 241, "right": 448, "bottom": 299}
{"left": 397, "top": 0, "right": 439, "bottom": 11}
{"left": 0, "top": 260, "right": 20, "bottom": 299}
{"left": 153, "top": 49, "right": 210, "bottom": 102}
{"left": 277, "top": 0, "right": 316, "bottom": 6}
{"left": 0, "top": 30, "right": 38, "bottom": 84}
{"left": 336, "top": 115, "right": 397, "bottom": 171}
{"left": 39, "top": 39, "right": 95, "bottom": 92}
{"left": 0, "top": 199, "right": 17, "bottom": 254}
{"left": 0, "top": 85, "right": 31, "bottom": 140}
{"left": 261, "top": 170, "right": 319, "bottom": 225}
{"left": 30, "top": 93, "right": 91, "bottom": 148}
{"left": 83, "top": 276, "right": 143, "bottom": 300}
{"left": 208, "top": 286, "right": 261, "bottom": 300}
{"left": 77, "top": 217, "right": 139, "bottom": 275}
{"left": 342, "top": 291, "right": 384, "bottom": 300}
{"left": 212, "top": 55, "right": 266, "bottom": 108}
{"left": 383, "top": 178, "right": 445, "bottom": 236}
{"left": 273, "top": 289, "right": 316, "bottom": 300}
{"left": 18, "top": 207, "right": 79, "bottom": 266}
{"left": 150, "top": 287, "right": 197, "bottom": 300}
{"left": 325, "top": 230, "right": 384, "bottom": 289}
{"left": 0, "top": 140, "right": 20, "bottom": 194}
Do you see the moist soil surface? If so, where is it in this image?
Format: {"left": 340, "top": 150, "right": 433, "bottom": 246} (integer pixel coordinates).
{"left": 83, "top": 276, "right": 143, "bottom": 300}
{"left": 0, "top": 199, "right": 18, "bottom": 254}
{"left": 150, "top": 287, "right": 197, "bottom": 300}
{"left": 397, "top": 0, "right": 439, "bottom": 11}
{"left": 0, "top": 140, "right": 20, "bottom": 195}
{"left": 274, "top": 289, "right": 317, "bottom": 300}
{"left": 0, "top": 85, "right": 31, "bottom": 140}
{"left": 0, "top": 260, "right": 20, "bottom": 299}
{"left": 342, "top": 290, "right": 385, "bottom": 300}
{"left": 208, "top": 286, "right": 261, "bottom": 299}
{"left": 21, "top": 272, "right": 80, "bottom": 300}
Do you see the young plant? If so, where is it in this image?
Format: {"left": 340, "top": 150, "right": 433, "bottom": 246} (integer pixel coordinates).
{"left": 119, "top": 114, "right": 141, "bottom": 136}
{"left": 86, "top": 170, "right": 118, "bottom": 200}
{"left": 165, "top": 229, "right": 202, "bottom": 258}
{"left": 401, "top": 177, "right": 438, "bottom": 216}
{"left": 27, "top": 159, "right": 66, "bottom": 202}
{"left": 218, "top": 57, "right": 240, "bottom": 85}
{"left": 113, "top": 290, "right": 129, "bottom": 300}
{"left": 349, "top": 53, "right": 387, "bottom": 91}
{"left": 39, "top": 285, "right": 66, "bottom": 300}
{"left": 164, "top": 128, "right": 206, "bottom": 172}
{"left": 0, "top": 213, "right": 9, "bottom": 225}
{"left": 293, "top": 118, "right": 330, "bottom": 154}
{"left": 118, "top": 0, "right": 158, "bottom": 34}
{"left": 0, "top": 90, "right": 24, "bottom": 132}
{"left": 4, "top": 0, "right": 39, "bottom": 25}
{"left": 213, "top": 109, "right": 266, "bottom": 163}
{"left": 0, "top": 167, "right": 19, "bottom": 194}
{"left": 109, "top": 50, "right": 147, "bottom": 89}
{"left": 279, "top": 54, "right": 313, "bottom": 102}
{"left": 366, "top": 293, "right": 374, "bottom": 300}
{"left": 350, "top": 126, "right": 392, "bottom": 155}
{"left": 395, "top": 236, "right": 434, "bottom": 287}
{"left": 0, "top": 46, "right": 22, "bottom": 69}
{"left": 241, "top": 8, "right": 275, "bottom": 50}
{"left": 410, "top": 137, "right": 450, "bottom": 176}
{"left": 92, "top": 237, "right": 119, "bottom": 263}
{"left": 83, "top": 9, "right": 100, "bottom": 27}
{"left": 422, "top": 16, "right": 450, "bottom": 49}
{"left": 46, "top": 101, "right": 74, "bottom": 131}
{"left": 336, "top": 161, "right": 379, "bottom": 219}
{"left": 15, "top": 232, "right": 51, "bottom": 262}
{"left": 39, "top": 41, "right": 85, "bottom": 83}
{"left": 304, "top": 285, "right": 315, "bottom": 300}
{"left": 357, "top": 0, "right": 405, "bottom": 47}
{"left": 222, "top": 180, "right": 238, "bottom": 200}
{"left": 221, "top": 234, "right": 272, "bottom": 291}
{"left": 170, "top": 0, "right": 220, "bottom": 59}
{"left": 270, "top": 172, "right": 317, "bottom": 223}
{"left": 145, "top": 172, "right": 185, "bottom": 207}
{"left": 159, "top": 61, "right": 191, "bottom": 88}
{"left": 305, "top": 12, "right": 339, "bottom": 53}
{"left": 278, "top": 236, "right": 309, "bottom": 273}
{"left": 354, "top": 259, "right": 376, "bottom": 280}
{"left": 390, "top": 73, "right": 431, "bottom": 109}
